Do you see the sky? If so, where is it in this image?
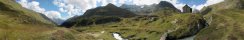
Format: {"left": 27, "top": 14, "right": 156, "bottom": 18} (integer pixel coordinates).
{"left": 16, "top": 0, "right": 224, "bottom": 24}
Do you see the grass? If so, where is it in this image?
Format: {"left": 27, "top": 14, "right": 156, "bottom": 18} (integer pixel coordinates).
{"left": 1, "top": 0, "right": 244, "bottom": 40}
{"left": 0, "top": 0, "right": 54, "bottom": 25}
{"left": 0, "top": 0, "right": 82, "bottom": 40}
{"left": 195, "top": 9, "right": 244, "bottom": 40}
{"left": 71, "top": 10, "right": 205, "bottom": 40}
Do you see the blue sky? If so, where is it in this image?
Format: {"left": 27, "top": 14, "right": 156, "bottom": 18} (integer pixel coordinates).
{"left": 31, "top": 0, "right": 69, "bottom": 18}
{"left": 16, "top": 0, "right": 224, "bottom": 24}
{"left": 179, "top": 0, "right": 206, "bottom": 6}
{"left": 17, "top": 0, "right": 206, "bottom": 17}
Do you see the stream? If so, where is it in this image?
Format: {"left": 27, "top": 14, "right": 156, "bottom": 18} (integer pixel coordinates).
{"left": 112, "top": 32, "right": 196, "bottom": 40}
{"left": 112, "top": 32, "right": 128, "bottom": 40}
{"left": 178, "top": 35, "right": 196, "bottom": 40}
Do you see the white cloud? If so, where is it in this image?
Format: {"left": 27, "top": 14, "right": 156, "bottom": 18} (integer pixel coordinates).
{"left": 17, "top": 0, "right": 225, "bottom": 24}
{"left": 132, "top": 0, "right": 161, "bottom": 5}
{"left": 191, "top": 0, "right": 225, "bottom": 10}
{"left": 54, "top": 0, "right": 85, "bottom": 18}
{"left": 205, "top": 0, "right": 225, "bottom": 6}
{"left": 17, "top": 0, "right": 64, "bottom": 24}
{"left": 53, "top": 0, "right": 127, "bottom": 19}
{"left": 129, "top": 0, "right": 224, "bottom": 11}
{"left": 52, "top": 0, "right": 186, "bottom": 17}
{"left": 18, "top": 0, "right": 45, "bottom": 13}
{"left": 45, "top": 11, "right": 62, "bottom": 19}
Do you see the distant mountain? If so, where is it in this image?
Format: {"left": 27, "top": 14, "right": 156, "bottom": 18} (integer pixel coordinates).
{"left": 120, "top": 4, "right": 157, "bottom": 15}
{"left": 157, "top": 1, "right": 181, "bottom": 12}
{"left": 81, "top": 3, "right": 136, "bottom": 18}
{"left": 120, "top": 1, "right": 181, "bottom": 15}
{"left": 39, "top": 13, "right": 62, "bottom": 25}
{"left": 2, "top": 0, "right": 243, "bottom": 40}
{"left": 59, "top": 2, "right": 209, "bottom": 40}
{"left": 61, "top": 3, "right": 137, "bottom": 27}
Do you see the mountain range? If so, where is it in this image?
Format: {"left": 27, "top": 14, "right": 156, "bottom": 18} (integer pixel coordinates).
{"left": 120, "top": 1, "right": 182, "bottom": 15}
{"left": 1, "top": 0, "right": 244, "bottom": 40}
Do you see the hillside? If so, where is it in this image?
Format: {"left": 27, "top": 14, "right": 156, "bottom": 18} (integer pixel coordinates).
{"left": 60, "top": 1, "right": 208, "bottom": 40}
{"left": 0, "top": 0, "right": 54, "bottom": 25}
{"left": 1, "top": 0, "right": 244, "bottom": 40}
{"left": 195, "top": 0, "right": 244, "bottom": 40}
{"left": 60, "top": 0, "right": 244, "bottom": 40}
{"left": 65, "top": 10, "right": 207, "bottom": 40}
{"left": 0, "top": 0, "right": 82, "bottom": 40}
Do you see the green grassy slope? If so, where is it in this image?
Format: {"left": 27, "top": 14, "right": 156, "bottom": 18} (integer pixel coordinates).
{"left": 195, "top": 9, "right": 244, "bottom": 40}
{"left": 0, "top": 0, "right": 82, "bottom": 40}
{"left": 0, "top": 0, "right": 54, "bottom": 25}
{"left": 195, "top": 0, "right": 244, "bottom": 40}
{"left": 3, "top": 0, "right": 244, "bottom": 40}
{"left": 70, "top": 9, "right": 206, "bottom": 40}
{"left": 58, "top": 1, "right": 208, "bottom": 40}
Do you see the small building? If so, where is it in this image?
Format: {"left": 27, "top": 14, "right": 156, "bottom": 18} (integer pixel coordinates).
{"left": 183, "top": 5, "right": 192, "bottom": 13}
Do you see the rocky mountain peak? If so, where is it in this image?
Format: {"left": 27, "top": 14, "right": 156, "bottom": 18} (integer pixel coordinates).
{"left": 157, "top": 1, "right": 181, "bottom": 12}
{"left": 158, "top": 1, "right": 176, "bottom": 9}
{"left": 105, "top": 3, "right": 118, "bottom": 8}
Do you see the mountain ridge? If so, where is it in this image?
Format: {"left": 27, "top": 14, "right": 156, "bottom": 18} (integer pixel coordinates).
{"left": 120, "top": 1, "right": 181, "bottom": 15}
{"left": 1, "top": 0, "right": 244, "bottom": 40}
{"left": 0, "top": 0, "right": 81, "bottom": 40}
{"left": 61, "top": 3, "right": 137, "bottom": 27}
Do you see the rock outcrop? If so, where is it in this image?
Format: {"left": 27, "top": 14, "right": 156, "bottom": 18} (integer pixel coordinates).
{"left": 166, "top": 15, "right": 208, "bottom": 40}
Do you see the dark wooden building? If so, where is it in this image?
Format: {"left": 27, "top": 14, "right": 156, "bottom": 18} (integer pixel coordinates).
{"left": 183, "top": 5, "right": 192, "bottom": 13}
